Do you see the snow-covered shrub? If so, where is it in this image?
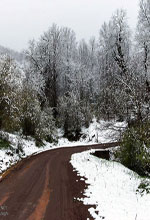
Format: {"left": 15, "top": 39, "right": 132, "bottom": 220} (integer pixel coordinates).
{"left": 0, "top": 55, "right": 23, "bottom": 132}
{"left": 20, "top": 86, "right": 41, "bottom": 137}
{"left": 35, "top": 106, "right": 57, "bottom": 143}
{"left": 58, "top": 93, "right": 84, "bottom": 141}
{"left": 58, "top": 91, "right": 93, "bottom": 141}
{"left": 80, "top": 99, "right": 93, "bottom": 128}
{"left": 20, "top": 85, "right": 57, "bottom": 143}
{"left": 136, "top": 179, "right": 150, "bottom": 195}
{"left": 115, "top": 122, "right": 150, "bottom": 176}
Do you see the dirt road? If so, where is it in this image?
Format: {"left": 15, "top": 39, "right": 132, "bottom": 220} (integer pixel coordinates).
{"left": 0, "top": 143, "right": 118, "bottom": 220}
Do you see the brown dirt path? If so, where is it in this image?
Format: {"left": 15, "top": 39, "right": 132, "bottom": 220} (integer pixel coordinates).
{"left": 0, "top": 142, "right": 119, "bottom": 220}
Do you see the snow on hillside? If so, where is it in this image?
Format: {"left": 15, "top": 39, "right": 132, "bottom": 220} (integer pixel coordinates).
{"left": 0, "top": 119, "right": 126, "bottom": 176}
{"left": 57, "top": 119, "right": 127, "bottom": 146}
{"left": 80, "top": 118, "right": 126, "bottom": 143}
{"left": 71, "top": 150, "right": 150, "bottom": 220}
{"left": 0, "top": 133, "right": 51, "bottom": 174}
{"left": 0, "top": 45, "right": 24, "bottom": 63}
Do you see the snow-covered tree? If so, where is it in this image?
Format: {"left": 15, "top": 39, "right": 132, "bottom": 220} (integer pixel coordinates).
{"left": 26, "top": 24, "right": 78, "bottom": 117}
{"left": 97, "top": 9, "right": 131, "bottom": 120}
{"left": 20, "top": 84, "right": 56, "bottom": 141}
{"left": 0, "top": 55, "right": 23, "bottom": 131}
{"left": 136, "top": 0, "right": 150, "bottom": 89}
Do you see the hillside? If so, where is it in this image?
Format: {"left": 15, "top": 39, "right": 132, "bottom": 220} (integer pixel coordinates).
{"left": 0, "top": 45, "right": 24, "bottom": 63}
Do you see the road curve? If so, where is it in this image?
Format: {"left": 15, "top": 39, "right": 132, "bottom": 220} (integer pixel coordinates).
{"left": 0, "top": 142, "right": 119, "bottom": 220}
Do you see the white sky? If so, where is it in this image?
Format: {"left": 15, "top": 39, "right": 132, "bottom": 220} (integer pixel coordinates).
{"left": 0, "top": 0, "right": 139, "bottom": 51}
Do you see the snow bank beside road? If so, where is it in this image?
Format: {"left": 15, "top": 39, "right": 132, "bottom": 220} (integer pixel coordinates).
{"left": 71, "top": 150, "right": 150, "bottom": 220}
{"left": 0, "top": 133, "right": 52, "bottom": 174}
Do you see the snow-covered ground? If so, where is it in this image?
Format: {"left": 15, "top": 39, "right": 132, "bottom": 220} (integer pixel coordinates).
{"left": 0, "top": 133, "right": 50, "bottom": 174}
{"left": 0, "top": 119, "right": 126, "bottom": 175}
{"left": 71, "top": 150, "right": 150, "bottom": 220}
{"left": 57, "top": 119, "right": 127, "bottom": 146}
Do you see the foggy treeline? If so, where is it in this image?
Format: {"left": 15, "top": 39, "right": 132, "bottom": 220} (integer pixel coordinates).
{"left": 0, "top": 0, "right": 150, "bottom": 143}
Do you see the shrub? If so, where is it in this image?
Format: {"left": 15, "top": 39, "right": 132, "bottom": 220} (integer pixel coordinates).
{"left": 0, "top": 138, "right": 10, "bottom": 149}
{"left": 0, "top": 55, "right": 22, "bottom": 132}
{"left": 0, "top": 133, "right": 11, "bottom": 149}
{"left": 20, "top": 86, "right": 41, "bottom": 137}
{"left": 115, "top": 122, "right": 150, "bottom": 176}
{"left": 136, "top": 180, "right": 150, "bottom": 195}
{"left": 35, "top": 107, "right": 57, "bottom": 143}
{"left": 58, "top": 93, "right": 93, "bottom": 141}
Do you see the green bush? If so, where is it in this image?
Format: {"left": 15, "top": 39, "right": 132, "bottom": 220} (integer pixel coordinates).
{"left": 136, "top": 180, "right": 150, "bottom": 195}
{"left": 0, "top": 138, "right": 10, "bottom": 149}
{"left": 115, "top": 122, "right": 150, "bottom": 176}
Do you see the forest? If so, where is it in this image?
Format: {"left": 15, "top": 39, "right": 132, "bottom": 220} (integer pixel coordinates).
{"left": 0, "top": 0, "right": 150, "bottom": 176}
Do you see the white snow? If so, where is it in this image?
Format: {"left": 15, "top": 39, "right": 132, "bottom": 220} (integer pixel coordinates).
{"left": 0, "top": 133, "right": 51, "bottom": 174}
{"left": 70, "top": 150, "right": 150, "bottom": 220}
{"left": 57, "top": 118, "right": 127, "bottom": 146}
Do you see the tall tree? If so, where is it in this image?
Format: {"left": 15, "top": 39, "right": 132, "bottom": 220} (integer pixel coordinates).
{"left": 136, "top": 0, "right": 150, "bottom": 89}
{"left": 98, "top": 9, "right": 131, "bottom": 120}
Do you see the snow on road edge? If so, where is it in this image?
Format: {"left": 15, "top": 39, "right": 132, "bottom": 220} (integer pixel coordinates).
{"left": 70, "top": 150, "right": 150, "bottom": 220}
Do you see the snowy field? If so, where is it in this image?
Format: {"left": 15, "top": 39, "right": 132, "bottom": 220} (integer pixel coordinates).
{"left": 0, "top": 119, "right": 126, "bottom": 175}
{"left": 71, "top": 150, "right": 150, "bottom": 220}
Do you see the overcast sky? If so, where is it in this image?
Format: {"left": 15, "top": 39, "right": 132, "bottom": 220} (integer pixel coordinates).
{"left": 0, "top": 0, "right": 139, "bottom": 51}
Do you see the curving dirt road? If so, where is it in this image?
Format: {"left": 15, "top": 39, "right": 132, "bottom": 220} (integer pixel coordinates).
{"left": 0, "top": 143, "right": 118, "bottom": 220}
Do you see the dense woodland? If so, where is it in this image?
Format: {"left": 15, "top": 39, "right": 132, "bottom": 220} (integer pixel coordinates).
{"left": 0, "top": 0, "right": 150, "bottom": 174}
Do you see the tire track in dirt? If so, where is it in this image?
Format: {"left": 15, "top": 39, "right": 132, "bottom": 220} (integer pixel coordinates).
{"left": 28, "top": 162, "right": 51, "bottom": 220}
